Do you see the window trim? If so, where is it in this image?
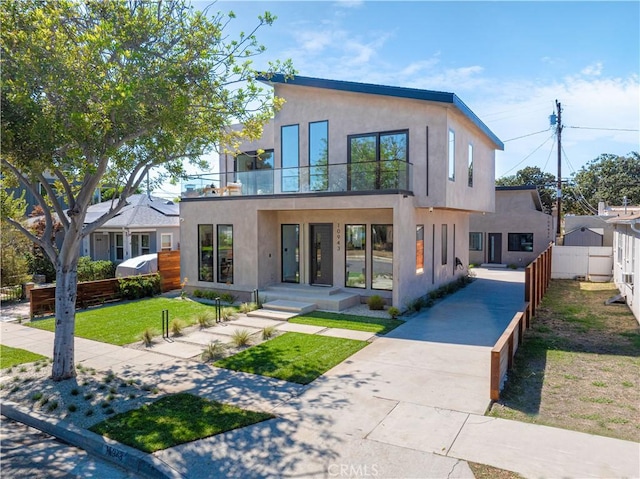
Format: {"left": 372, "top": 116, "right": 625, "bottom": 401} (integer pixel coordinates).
{"left": 441, "top": 224, "right": 448, "bottom": 265}
{"left": 416, "top": 225, "right": 425, "bottom": 273}
{"left": 198, "top": 224, "right": 214, "bottom": 282}
{"left": 160, "top": 233, "right": 172, "bottom": 252}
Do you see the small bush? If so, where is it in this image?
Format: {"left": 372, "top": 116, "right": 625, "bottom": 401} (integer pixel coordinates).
{"left": 507, "top": 263, "right": 519, "bottom": 270}
{"left": 47, "top": 401, "right": 59, "bottom": 412}
{"left": 367, "top": 295, "right": 385, "bottom": 311}
{"left": 170, "top": 318, "right": 185, "bottom": 337}
{"left": 231, "top": 329, "right": 252, "bottom": 347}
{"left": 31, "top": 392, "right": 43, "bottom": 402}
{"left": 239, "top": 302, "right": 258, "bottom": 314}
{"left": 70, "top": 388, "right": 79, "bottom": 396}
{"left": 262, "top": 325, "right": 276, "bottom": 340}
{"left": 387, "top": 306, "right": 400, "bottom": 319}
{"left": 201, "top": 342, "right": 226, "bottom": 362}
{"left": 77, "top": 256, "right": 116, "bottom": 282}
{"left": 84, "top": 392, "right": 94, "bottom": 400}
{"left": 195, "top": 311, "right": 214, "bottom": 328}
{"left": 118, "top": 274, "right": 161, "bottom": 300}
{"left": 68, "top": 404, "right": 77, "bottom": 413}
{"left": 221, "top": 307, "right": 237, "bottom": 321}
{"left": 85, "top": 409, "right": 94, "bottom": 417}
{"left": 141, "top": 327, "right": 157, "bottom": 347}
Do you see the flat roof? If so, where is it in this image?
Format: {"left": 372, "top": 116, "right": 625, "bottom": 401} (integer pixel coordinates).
{"left": 258, "top": 74, "right": 504, "bottom": 150}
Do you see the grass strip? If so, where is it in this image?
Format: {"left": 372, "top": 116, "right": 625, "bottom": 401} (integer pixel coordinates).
{"left": 215, "top": 332, "right": 368, "bottom": 384}
{"left": 0, "top": 344, "right": 47, "bottom": 369}
{"left": 89, "top": 393, "right": 273, "bottom": 452}
{"left": 290, "top": 311, "right": 402, "bottom": 335}
{"left": 28, "top": 297, "right": 221, "bottom": 345}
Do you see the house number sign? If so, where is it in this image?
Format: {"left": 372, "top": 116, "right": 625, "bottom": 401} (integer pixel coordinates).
{"left": 336, "top": 223, "right": 341, "bottom": 251}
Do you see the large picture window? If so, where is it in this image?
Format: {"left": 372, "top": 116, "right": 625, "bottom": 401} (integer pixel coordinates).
{"left": 217, "top": 225, "right": 233, "bottom": 283}
{"left": 372, "top": 225, "right": 393, "bottom": 290}
{"left": 508, "top": 233, "right": 533, "bottom": 252}
{"left": 469, "top": 232, "right": 482, "bottom": 251}
{"left": 345, "top": 225, "right": 366, "bottom": 288}
{"left": 198, "top": 225, "right": 214, "bottom": 282}
{"left": 309, "top": 121, "right": 328, "bottom": 191}
{"left": 131, "top": 233, "right": 150, "bottom": 257}
{"left": 281, "top": 125, "right": 299, "bottom": 192}
{"left": 348, "top": 131, "right": 408, "bottom": 191}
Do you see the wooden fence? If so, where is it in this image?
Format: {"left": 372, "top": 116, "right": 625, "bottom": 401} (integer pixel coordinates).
{"left": 30, "top": 250, "right": 181, "bottom": 317}
{"left": 490, "top": 243, "right": 553, "bottom": 400}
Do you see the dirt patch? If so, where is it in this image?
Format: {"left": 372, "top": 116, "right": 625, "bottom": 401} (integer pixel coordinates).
{"left": 468, "top": 462, "right": 524, "bottom": 479}
{"left": 489, "top": 280, "right": 640, "bottom": 442}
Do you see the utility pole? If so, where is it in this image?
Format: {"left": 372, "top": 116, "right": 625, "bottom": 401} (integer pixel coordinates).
{"left": 555, "top": 100, "right": 562, "bottom": 238}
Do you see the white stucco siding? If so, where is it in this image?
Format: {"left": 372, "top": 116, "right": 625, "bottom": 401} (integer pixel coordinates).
{"left": 612, "top": 225, "right": 639, "bottom": 323}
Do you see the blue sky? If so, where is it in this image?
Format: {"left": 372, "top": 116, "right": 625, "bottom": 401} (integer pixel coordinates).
{"left": 157, "top": 1, "right": 639, "bottom": 196}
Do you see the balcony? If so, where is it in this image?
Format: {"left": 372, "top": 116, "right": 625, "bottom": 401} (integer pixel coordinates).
{"left": 182, "top": 160, "right": 413, "bottom": 198}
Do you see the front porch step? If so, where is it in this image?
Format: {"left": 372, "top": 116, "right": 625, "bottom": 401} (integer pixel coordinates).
{"left": 246, "top": 309, "right": 300, "bottom": 321}
{"left": 260, "top": 300, "right": 317, "bottom": 315}
{"left": 260, "top": 284, "right": 361, "bottom": 312}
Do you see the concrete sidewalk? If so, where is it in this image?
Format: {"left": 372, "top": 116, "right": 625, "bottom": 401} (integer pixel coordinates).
{"left": 2, "top": 269, "right": 639, "bottom": 478}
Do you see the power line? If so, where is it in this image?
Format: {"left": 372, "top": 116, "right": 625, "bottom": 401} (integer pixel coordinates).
{"left": 501, "top": 132, "right": 556, "bottom": 176}
{"left": 541, "top": 135, "right": 556, "bottom": 172}
{"left": 503, "top": 128, "right": 551, "bottom": 143}
{"left": 566, "top": 126, "right": 639, "bottom": 132}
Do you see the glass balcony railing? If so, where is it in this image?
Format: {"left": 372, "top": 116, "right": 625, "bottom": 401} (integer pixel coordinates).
{"left": 182, "top": 160, "right": 413, "bottom": 198}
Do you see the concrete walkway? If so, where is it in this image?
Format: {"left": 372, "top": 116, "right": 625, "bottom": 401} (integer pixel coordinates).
{"left": 2, "top": 269, "right": 639, "bottom": 478}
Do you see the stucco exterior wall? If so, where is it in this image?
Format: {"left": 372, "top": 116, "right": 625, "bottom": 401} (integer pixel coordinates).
{"left": 469, "top": 189, "right": 554, "bottom": 266}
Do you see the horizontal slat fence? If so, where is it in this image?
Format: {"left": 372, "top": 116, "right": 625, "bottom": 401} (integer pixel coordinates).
{"left": 490, "top": 243, "right": 553, "bottom": 400}
{"left": 30, "top": 251, "right": 181, "bottom": 317}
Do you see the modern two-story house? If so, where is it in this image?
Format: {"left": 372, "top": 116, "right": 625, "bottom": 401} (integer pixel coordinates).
{"left": 179, "top": 75, "right": 503, "bottom": 309}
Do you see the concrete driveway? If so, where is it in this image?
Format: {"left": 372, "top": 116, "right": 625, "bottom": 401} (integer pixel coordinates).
{"left": 155, "top": 269, "right": 524, "bottom": 478}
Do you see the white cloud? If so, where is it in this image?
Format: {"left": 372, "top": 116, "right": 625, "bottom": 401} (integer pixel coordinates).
{"left": 581, "top": 62, "right": 603, "bottom": 76}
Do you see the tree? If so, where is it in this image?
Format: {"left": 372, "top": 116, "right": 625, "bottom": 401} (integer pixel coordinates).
{"left": 1, "top": 1, "right": 293, "bottom": 380}
{"left": 496, "top": 166, "right": 556, "bottom": 214}
{"left": 566, "top": 152, "right": 640, "bottom": 214}
{"left": 0, "top": 189, "right": 30, "bottom": 287}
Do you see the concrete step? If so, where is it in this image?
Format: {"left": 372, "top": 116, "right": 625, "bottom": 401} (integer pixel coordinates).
{"left": 260, "top": 288, "right": 361, "bottom": 312}
{"left": 246, "top": 309, "right": 299, "bottom": 321}
{"left": 263, "top": 284, "right": 343, "bottom": 296}
{"left": 260, "top": 300, "right": 317, "bottom": 315}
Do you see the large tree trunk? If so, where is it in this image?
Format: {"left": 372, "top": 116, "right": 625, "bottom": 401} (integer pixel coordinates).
{"left": 51, "top": 251, "right": 80, "bottom": 381}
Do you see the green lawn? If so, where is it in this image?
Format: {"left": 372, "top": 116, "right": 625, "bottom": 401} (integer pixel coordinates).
{"left": 290, "top": 311, "right": 402, "bottom": 335}
{"left": 28, "top": 297, "right": 219, "bottom": 345}
{"left": 89, "top": 393, "right": 273, "bottom": 452}
{"left": 1, "top": 345, "right": 47, "bottom": 369}
{"left": 215, "top": 332, "right": 368, "bottom": 384}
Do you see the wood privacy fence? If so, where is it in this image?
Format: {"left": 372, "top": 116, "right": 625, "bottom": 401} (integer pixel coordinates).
{"left": 30, "top": 250, "right": 182, "bottom": 317}
{"left": 490, "top": 243, "right": 553, "bottom": 401}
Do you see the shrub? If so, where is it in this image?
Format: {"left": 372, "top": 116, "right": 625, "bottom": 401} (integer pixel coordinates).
{"left": 195, "top": 311, "right": 214, "bottom": 328}
{"left": 507, "top": 263, "right": 519, "bottom": 270}
{"left": 68, "top": 404, "right": 77, "bottom": 412}
{"left": 77, "top": 256, "right": 116, "bottom": 282}
{"left": 262, "top": 325, "right": 276, "bottom": 340}
{"left": 219, "top": 292, "right": 236, "bottom": 304}
{"left": 231, "top": 329, "right": 252, "bottom": 347}
{"left": 140, "top": 327, "right": 157, "bottom": 347}
{"left": 387, "top": 306, "right": 400, "bottom": 319}
{"left": 169, "top": 318, "right": 185, "bottom": 337}
{"left": 367, "top": 295, "right": 385, "bottom": 311}
{"left": 201, "top": 342, "right": 226, "bottom": 362}
{"left": 31, "top": 392, "right": 43, "bottom": 401}
{"left": 239, "top": 302, "right": 258, "bottom": 314}
{"left": 118, "top": 274, "right": 161, "bottom": 300}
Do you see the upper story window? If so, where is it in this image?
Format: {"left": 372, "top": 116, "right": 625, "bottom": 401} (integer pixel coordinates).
{"left": 448, "top": 129, "right": 455, "bottom": 181}
{"left": 468, "top": 143, "right": 473, "bottom": 187}
{"left": 309, "top": 121, "right": 328, "bottom": 191}
{"left": 348, "top": 130, "right": 408, "bottom": 191}
{"left": 282, "top": 125, "right": 299, "bottom": 192}
{"left": 236, "top": 150, "right": 274, "bottom": 195}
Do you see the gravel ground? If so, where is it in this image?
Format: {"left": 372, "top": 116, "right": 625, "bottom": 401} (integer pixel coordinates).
{"left": 0, "top": 359, "right": 162, "bottom": 430}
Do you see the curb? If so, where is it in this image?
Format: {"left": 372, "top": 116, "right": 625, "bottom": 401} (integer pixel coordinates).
{"left": 1, "top": 401, "right": 184, "bottom": 479}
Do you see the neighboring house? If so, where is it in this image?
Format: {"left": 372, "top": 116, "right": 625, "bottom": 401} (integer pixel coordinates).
{"left": 179, "top": 75, "right": 503, "bottom": 309}
{"left": 563, "top": 226, "right": 604, "bottom": 247}
{"left": 469, "top": 186, "right": 554, "bottom": 267}
{"left": 608, "top": 213, "right": 640, "bottom": 323}
{"left": 80, "top": 194, "right": 179, "bottom": 263}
